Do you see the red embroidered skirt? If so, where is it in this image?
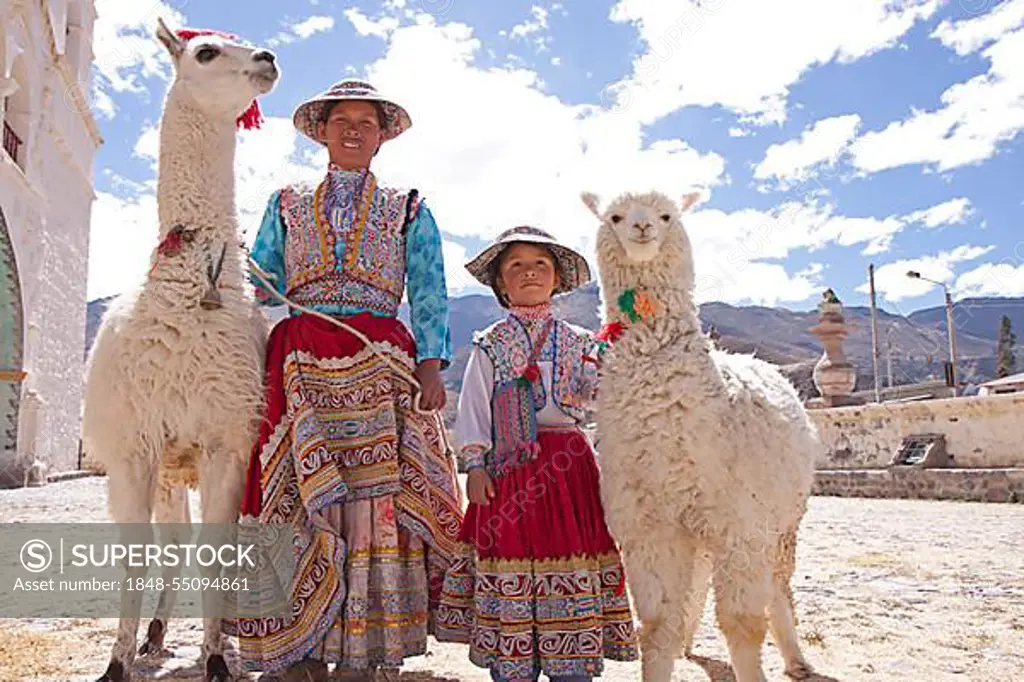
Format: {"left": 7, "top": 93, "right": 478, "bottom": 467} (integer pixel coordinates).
{"left": 435, "top": 428, "right": 638, "bottom": 679}
{"left": 233, "top": 312, "right": 462, "bottom": 674}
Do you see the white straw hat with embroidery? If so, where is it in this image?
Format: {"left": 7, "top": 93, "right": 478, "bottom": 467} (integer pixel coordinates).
{"left": 292, "top": 79, "right": 412, "bottom": 144}
{"left": 465, "top": 225, "right": 592, "bottom": 296}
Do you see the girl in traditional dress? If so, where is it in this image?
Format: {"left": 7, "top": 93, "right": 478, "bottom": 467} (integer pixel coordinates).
{"left": 435, "top": 226, "right": 638, "bottom": 682}
{"left": 236, "top": 79, "right": 463, "bottom": 682}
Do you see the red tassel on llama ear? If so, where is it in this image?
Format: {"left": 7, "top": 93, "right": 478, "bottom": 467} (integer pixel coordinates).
{"left": 174, "top": 27, "right": 265, "bottom": 131}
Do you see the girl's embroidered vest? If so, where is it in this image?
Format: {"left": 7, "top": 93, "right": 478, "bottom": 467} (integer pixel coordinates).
{"left": 475, "top": 316, "right": 598, "bottom": 477}
{"left": 278, "top": 169, "right": 418, "bottom": 317}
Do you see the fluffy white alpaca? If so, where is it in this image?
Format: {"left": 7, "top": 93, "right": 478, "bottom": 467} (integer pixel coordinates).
{"left": 82, "top": 19, "right": 278, "bottom": 682}
{"left": 581, "top": 190, "right": 819, "bottom": 682}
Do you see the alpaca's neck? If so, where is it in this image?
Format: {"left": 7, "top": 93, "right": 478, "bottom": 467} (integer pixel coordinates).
{"left": 600, "top": 263, "right": 702, "bottom": 337}
{"left": 156, "top": 94, "right": 237, "bottom": 238}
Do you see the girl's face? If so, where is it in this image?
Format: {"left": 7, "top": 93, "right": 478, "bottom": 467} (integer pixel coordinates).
{"left": 497, "top": 242, "right": 560, "bottom": 307}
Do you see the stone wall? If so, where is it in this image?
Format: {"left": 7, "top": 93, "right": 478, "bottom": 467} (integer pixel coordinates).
{"left": 809, "top": 393, "right": 1024, "bottom": 470}
{"left": 814, "top": 468, "right": 1024, "bottom": 503}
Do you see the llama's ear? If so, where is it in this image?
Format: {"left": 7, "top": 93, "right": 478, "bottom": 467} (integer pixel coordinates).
{"left": 679, "top": 191, "right": 702, "bottom": 213}
{"left": 580, "top": 191, "right": 602, "bottom": 219}
{"left": 155, "top": 17, "right": 185, "bottom": 60}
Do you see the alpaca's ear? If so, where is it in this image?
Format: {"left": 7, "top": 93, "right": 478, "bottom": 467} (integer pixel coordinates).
{"left": 156, "top": 17, "right": 185, "bottom": 60}
{"left": 679, "top": 191, "right": 702, "bottom": 213}
{"left": 580, "top": 191, "right": 602, "bottom": 219}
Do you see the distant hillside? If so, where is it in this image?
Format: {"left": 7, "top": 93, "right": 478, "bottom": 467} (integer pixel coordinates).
{"left": 85, "top": 290, "right": 1024, "bottom": 398}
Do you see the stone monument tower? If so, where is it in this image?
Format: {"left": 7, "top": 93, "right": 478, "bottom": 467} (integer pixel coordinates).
{"left": 808, "top": 288, "right": 860, "bottom": 407}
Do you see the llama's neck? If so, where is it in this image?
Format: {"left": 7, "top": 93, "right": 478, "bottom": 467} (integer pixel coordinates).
{"left": 156, "top": 95, "right": 238, "bottom": 240}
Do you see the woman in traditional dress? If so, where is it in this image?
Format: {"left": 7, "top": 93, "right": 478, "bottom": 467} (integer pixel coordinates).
{"left": 434, "top": 226, "right": 638, "bottom": 681}
{"left": 236, "top": 79, "right": 463, "bottom": 682}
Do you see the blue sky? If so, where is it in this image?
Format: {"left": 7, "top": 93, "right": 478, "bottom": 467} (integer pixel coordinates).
{"left": 87, "top": 0, "right": 1024, "bottom": 317}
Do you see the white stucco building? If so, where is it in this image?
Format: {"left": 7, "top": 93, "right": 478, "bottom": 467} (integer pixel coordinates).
{"left": 1, "top": 0, "right": 100, "bottom": 485}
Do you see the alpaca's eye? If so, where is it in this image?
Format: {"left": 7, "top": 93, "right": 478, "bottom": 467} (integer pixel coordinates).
{"left": 610, "top": 215, "right": 623, "bottom": 224}
{"left": 660, "top": 213, "right": 671, "bottom": 222}
{"left": 195, "top": 47, "right": 220, "bottom": 64}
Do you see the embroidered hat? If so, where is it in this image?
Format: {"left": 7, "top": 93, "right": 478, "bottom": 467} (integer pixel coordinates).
{"left": 465, "top": 226, "right": 592, "bottom": 296}
{"left": 292, "top": 79, "right": 412, "bottom": 144}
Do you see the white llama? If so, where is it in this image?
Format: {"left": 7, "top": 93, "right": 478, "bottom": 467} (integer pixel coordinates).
{"left": 581, "top": 190, "right": 819, "bottom": 682}
{"left": 82, "top": 19, "right": 278, "bottom": 682}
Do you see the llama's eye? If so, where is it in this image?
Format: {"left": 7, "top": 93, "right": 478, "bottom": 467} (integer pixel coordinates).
{"left": 610, "top": 215, "right": 623, "bottom": 224}
{"left": 660, "top": 213, "right": 671, "bottom": 222}
{"left": 195, "top": 47, "right": 220, "bottom": 63}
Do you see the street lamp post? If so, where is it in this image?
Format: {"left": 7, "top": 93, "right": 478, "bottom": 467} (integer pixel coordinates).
{"left": 907, "top": 270, "right": 958, "bottom": 395}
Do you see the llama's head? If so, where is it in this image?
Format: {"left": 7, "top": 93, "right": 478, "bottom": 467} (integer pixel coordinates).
{"left": 582, "top": 189, "right": 701, "bottom": 271}
{"left": 155, "top": 18, "right": 279, "bottom": 125}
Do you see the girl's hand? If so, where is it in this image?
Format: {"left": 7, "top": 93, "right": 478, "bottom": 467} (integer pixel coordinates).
{"left": 467, "top": 468, "right": 495, "bottom": 505}
{"left": 415, "top": 360, "right": 447, "bottom": 411}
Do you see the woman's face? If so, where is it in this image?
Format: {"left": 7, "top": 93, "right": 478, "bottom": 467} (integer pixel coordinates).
{"left": 497, "top": 243, "right": 560, "bottom": 307}
{"left": 319, "top": 100, "right": 382, "bottom": 170}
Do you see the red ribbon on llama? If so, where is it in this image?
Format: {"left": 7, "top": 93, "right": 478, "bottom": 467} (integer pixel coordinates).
{"left": 175, "top": 28, "right": 265, "bottom": 131}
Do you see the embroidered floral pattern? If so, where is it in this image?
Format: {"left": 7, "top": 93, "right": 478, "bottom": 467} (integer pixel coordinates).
{"left": 475, "top": 316, "right": 598, "bottom": 445}
{"left": 280, "top": 170, "right": 410, "bottom": 313}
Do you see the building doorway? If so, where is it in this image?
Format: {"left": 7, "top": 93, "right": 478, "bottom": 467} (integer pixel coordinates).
{"left": 0, "top": 205, "right": 24, "bottom": 460}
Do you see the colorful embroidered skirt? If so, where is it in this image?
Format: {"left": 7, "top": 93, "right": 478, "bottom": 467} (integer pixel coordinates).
{"left": 233, "top": 312, "right": 462, "bottom": 674}
{"left": 434, "top": 428, "right": 638, "bottom": 680}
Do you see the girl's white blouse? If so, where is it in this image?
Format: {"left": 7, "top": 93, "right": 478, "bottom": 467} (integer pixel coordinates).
{"left": 454, "top": 345, "right": 577, "bottom": 455}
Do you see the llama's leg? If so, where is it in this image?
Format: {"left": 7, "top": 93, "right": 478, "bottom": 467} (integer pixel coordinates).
{"left": 139, "top": 483, "right": 192, "bottom": 657}
{"left": 195, "top": 449, "right": 247, "bottom": 682}
{"left": 98, "top": 456, "right": 157, "bottom": 682}
{"left": 682, "top": 549, "right": 714, "bottom": 657}
{"left": 621, "top": 540, "right": 689, "bottom": 682}
{"left": 768, "top": 529, "right": 813, "bottom": 680}
{"left": 712, "top": 545, "right": 772, "bottom": 682}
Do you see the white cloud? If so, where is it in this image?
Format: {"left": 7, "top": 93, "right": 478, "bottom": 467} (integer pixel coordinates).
{"left": 905, "top": 197, "right": 973, "bottom": 228}
{"left": 268, "top": 14, "right": 337, "bottom": 46}
{"left": 728, "top": 127, "right": 751, "bottom": 138}
{"left": 603, "top": 0, "right": 940, "bottom": 126}
{"left": 88, "top": 190, "right": 159, "bottom": 300}
{"left": 855, "top": 245, "right": 993, "bottom": 303}
{"left": 90, "top": 0, "right": 187, "bottom": 111}
{"left": 850, "top": 18, "right": 1024, "bottom": 174}
{"left": 508, "top": 5, "right": 553, "bottom": 52}
{"left": 292, "top": 15, "right": 335, "bottom": 38}
{"left": 955, "top": 261, "right": 1024, "bottom": 297}
{"left": 511, "top": 5, "right": 549, "bottom": 38}
{"left": 343, "top": 8, "right": 398, "bottom": 39}
{"left": 753, "top": 114, "right": 861, "bottom": 188}
{"left": 931, "top": 0, "right": 1024, "bottom": 56}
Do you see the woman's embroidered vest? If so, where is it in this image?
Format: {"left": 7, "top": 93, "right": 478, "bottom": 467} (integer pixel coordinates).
{"left": 475, "top": 316, "right": 598, "bottom": 477}
{"left": 278, "top": 170, "right": 415, "bottom": 316}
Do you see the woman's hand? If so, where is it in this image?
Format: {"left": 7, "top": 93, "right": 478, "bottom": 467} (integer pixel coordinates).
{"left": 467, "top": 468, "right": 495, "bottom": 505}
{"left": 415, "top": 360, "right": 447, "bottom": 411}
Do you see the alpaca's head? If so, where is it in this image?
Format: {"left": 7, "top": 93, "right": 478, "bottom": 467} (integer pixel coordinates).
{"left": 155, "top": 18, "right": 279, "bottom": 124}
{"left": 582, "top": 190, "right": 701, "bottom": 292}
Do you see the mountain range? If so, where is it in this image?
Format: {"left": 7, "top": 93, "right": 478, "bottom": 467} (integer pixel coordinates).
{"left": 84, "top": 287, "right": 1023, "bottom": 403}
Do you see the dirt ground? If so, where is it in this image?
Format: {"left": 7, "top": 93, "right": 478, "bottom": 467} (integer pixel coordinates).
{"left": 1, "top": 476, "right": 1022, "bottom": 681}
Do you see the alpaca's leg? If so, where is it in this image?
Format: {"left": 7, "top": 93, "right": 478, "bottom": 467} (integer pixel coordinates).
{"left": 98, "top": 455, "right": 158, "bottom": 682}
{"left": 139, "top": 482, "right": 192, "bottom": 657}
{"left": 768, "top": 529, "right": 812, "bottom": 680}
{"left": 682, "top": 549, "right": 714, "bottom": 657}
{"left": 622, "top": 540, "right": 688, "bottom": 682}
{"left": 195, "top": 449, "right": 247, "bottom": 682}
{"left": 712, "top": 547, "right": 771, "bottom": 682}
